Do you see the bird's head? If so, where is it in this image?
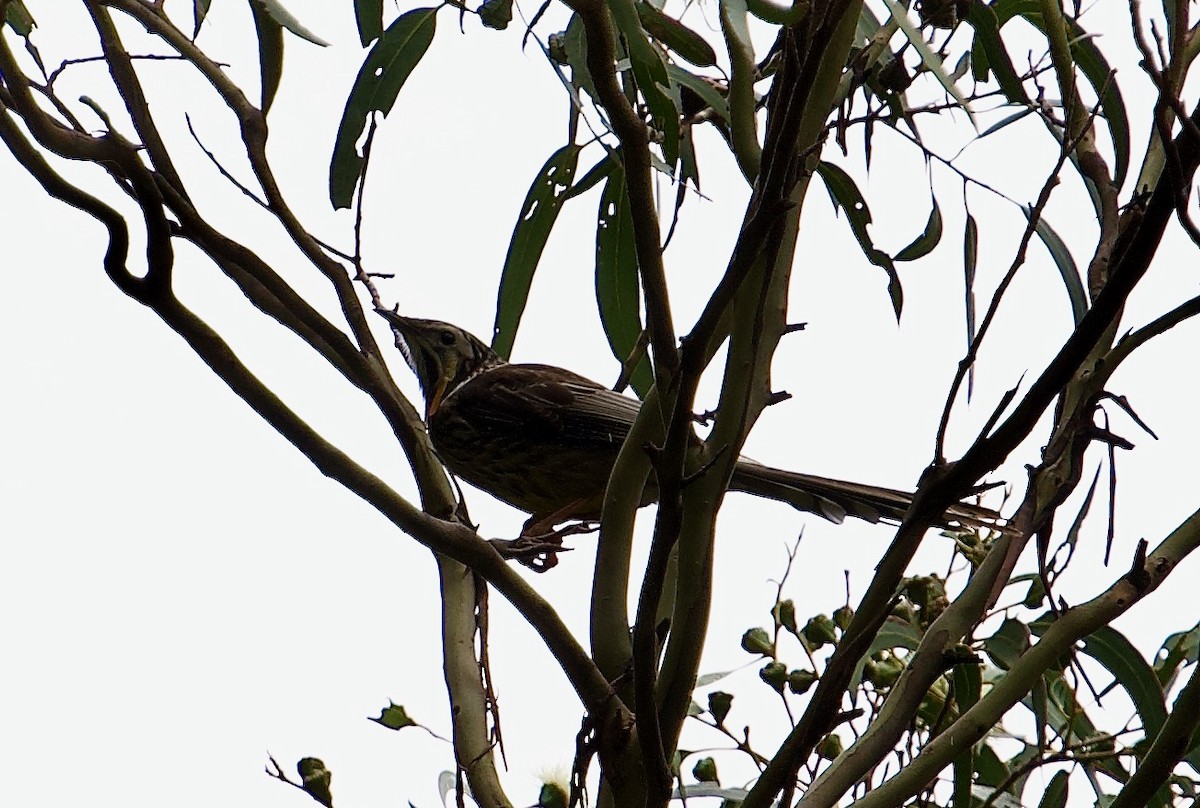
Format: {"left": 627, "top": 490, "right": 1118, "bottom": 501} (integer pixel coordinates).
{"left": 376, "top": 311, "right": 501, "bottom": 418}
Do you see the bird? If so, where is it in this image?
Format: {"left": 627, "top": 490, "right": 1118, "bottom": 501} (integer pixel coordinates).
{"left": 377, "top": 311, "right": 1000, "bottom": 559}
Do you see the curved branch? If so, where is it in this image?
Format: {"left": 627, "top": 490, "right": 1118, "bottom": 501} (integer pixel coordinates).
{"left": 97, "top": 0, "right": 388, "bottom": 368}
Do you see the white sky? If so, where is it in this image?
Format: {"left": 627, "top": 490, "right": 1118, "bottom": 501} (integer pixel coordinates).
{"left": 2, "top": 1, "right": 1198, "bottom": 807}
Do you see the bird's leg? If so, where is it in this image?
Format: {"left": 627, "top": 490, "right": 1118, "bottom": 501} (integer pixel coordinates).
{"left": 520, "top": 499, "right": 594, "bottom": 539}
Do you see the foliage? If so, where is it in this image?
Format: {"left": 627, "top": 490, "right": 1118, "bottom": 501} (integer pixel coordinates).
{"left": 4, "top": 0, "right": 1200, "bottom": 806}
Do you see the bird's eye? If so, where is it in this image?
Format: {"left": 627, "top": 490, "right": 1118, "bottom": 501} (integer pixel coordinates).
{"left": 439, "top": 330, "right": 457, "bottom": 346}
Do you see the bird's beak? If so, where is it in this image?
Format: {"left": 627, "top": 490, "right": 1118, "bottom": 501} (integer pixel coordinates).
{"left": 375, "top": 308, "right": 410, "bottom": 329}
{"left": 375, "top": 308, "right": 449, "bottom": 419}
{"left": 376, "top": 308, "right": 421, "bottom": 372}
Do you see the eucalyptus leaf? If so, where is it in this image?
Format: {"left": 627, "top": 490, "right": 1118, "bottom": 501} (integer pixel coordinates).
{"left": 636, "top": 2, "right": 717, "bottom": 67}
{"left": 895, "top": 198, "right": 943, "bottom": 261}
{"left": 816, "top": 161, "right": 903, "bottom": 319}
{"left": 249, "top": 1, "right": 284, "bottom": 113}
{"left": 965, "top": 0, "right": 1030, "bottom": 107}
{"left": 329, "top": 7, "right": 438, "bottom": 208}
{"left": 596, "top": 167, "right": 654, "bottom": 396}
{"left": 493, "top": 145, "right": 582, "bottom": 359}
{"left": 253, "top": 0, "right": 330, "bottom": 46}
{"left": 1024, "top": 207, "right": 1087, "bottom": 325}
{"left": 669, "top": 65, "right": 729, "bottom": 120}
{"left": 355, "top": 0, "right": 384, "bottom": 45}
{"left": 192, "top": 0, "right": 210, "bottom": 38}
{"left": 609, "top": 0, "right": 681, "bottom": 166}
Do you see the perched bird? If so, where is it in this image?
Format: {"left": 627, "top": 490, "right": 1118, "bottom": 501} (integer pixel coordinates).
{"left": 379, "top": 312, "right": 999, "bottom": 541}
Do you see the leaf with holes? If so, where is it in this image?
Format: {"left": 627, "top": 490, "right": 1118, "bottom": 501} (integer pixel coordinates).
{"left": 816, "top": 162, "right": 902, "bottom": 319}
{"left": 329, "top": 7, "right": 438, "bottom": 208}
{"left": 493, "top": 145, "right": 582, "bottom": 359}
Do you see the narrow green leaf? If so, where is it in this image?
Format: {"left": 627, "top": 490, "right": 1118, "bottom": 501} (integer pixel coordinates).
{"left": 982, "top": 618, "right": 1030, "bottom": 670}
{"left": 610, "top": 0, "right": 681, "bottom": 166}
{"left": 1062, "top": 463, "right": 1102, "bottom": 554}
{"left": 1036, "top": 770, "right": 1069, "bottom": 808}
{"left": 563, "top": 15, "right": 600, "bottom": 109}
{"left": 965, "top": 0, "right": 1029, "bottom": 106}
{"left": 695, "top": 669, "right": 738, "bottom": 687}
{"left": 951, "top": 746, "right": 974, "bottom": 808}
{"left": 355, "top": 0, "right": 384, "bottom": 45}
{"left": 1031, "top": 672, "right": 1050, "bottom": 751}
{"left": 1079, "top": 626, "right": 1169, "bottom": 740}
{"left": 249, "top": 1, "right": 284, "bottom": 113}
{"left": 1023, "top": 207, "right": 1087, "bottom": 325}
{"left": 666, "top": 126, "right": 700, "bottom": 242}
{"left": 492, "top": 145, "right": 583, "bottom": 359}
{"left": 636, "top": 2, "right": 717, "bottom": 67}
{"left": 561, "top": 151, "right": 619, "bottom": 202}
{"left": 950, "top": 660, "right": 982, "bottom": 808}
{"left": 953, "top": 659, "right": 982, "bottom": 711}
{"left": 1065, "top": 24, "right": 1130, "bottom": 187}
{"left": 668, "top": 65, "right": 729, "bottom": 120}
{"left": 596, "top": 167, "right": 654, "bottom": 396}
{"left": 329, "top": 7, "right": 438, "bottom": 208}
{"left": 816, "top": 161, "right": 903, "bottom": 319}
{"left": 895, "top": 198, "right": 943, "bottom": 261}
{"left": 963, "top": 212, "right": 978, "bottom": 396}
{"left": 191, "top": 0, "right": 211, "bottom": 38}
{"left": 563, "top": 152, "right": 619, "bottom": 202}
{"left": 978, "top": 108, "right": 1035, "bottom": 139}
{"left": 255, "top": 0, "right": 330, "bottom": 46}
{"left": 883, "top": 0, "right": 976, "bottom": 128}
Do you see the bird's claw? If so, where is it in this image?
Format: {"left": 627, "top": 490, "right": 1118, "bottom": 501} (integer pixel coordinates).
{"left": 492, "top": 521, "right": 599, "bottom": 572}
{"left": 491, "top": 535, "right": 571, "bottom": 572}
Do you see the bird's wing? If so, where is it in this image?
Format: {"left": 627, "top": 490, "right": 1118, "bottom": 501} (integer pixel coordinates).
{"left": 445, "top": 364, "right": 643, "bottom": 447}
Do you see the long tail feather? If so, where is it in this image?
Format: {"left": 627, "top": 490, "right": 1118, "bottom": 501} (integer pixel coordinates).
{"left": 729, "top": 460, "right": 1000, "bottom": 530}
